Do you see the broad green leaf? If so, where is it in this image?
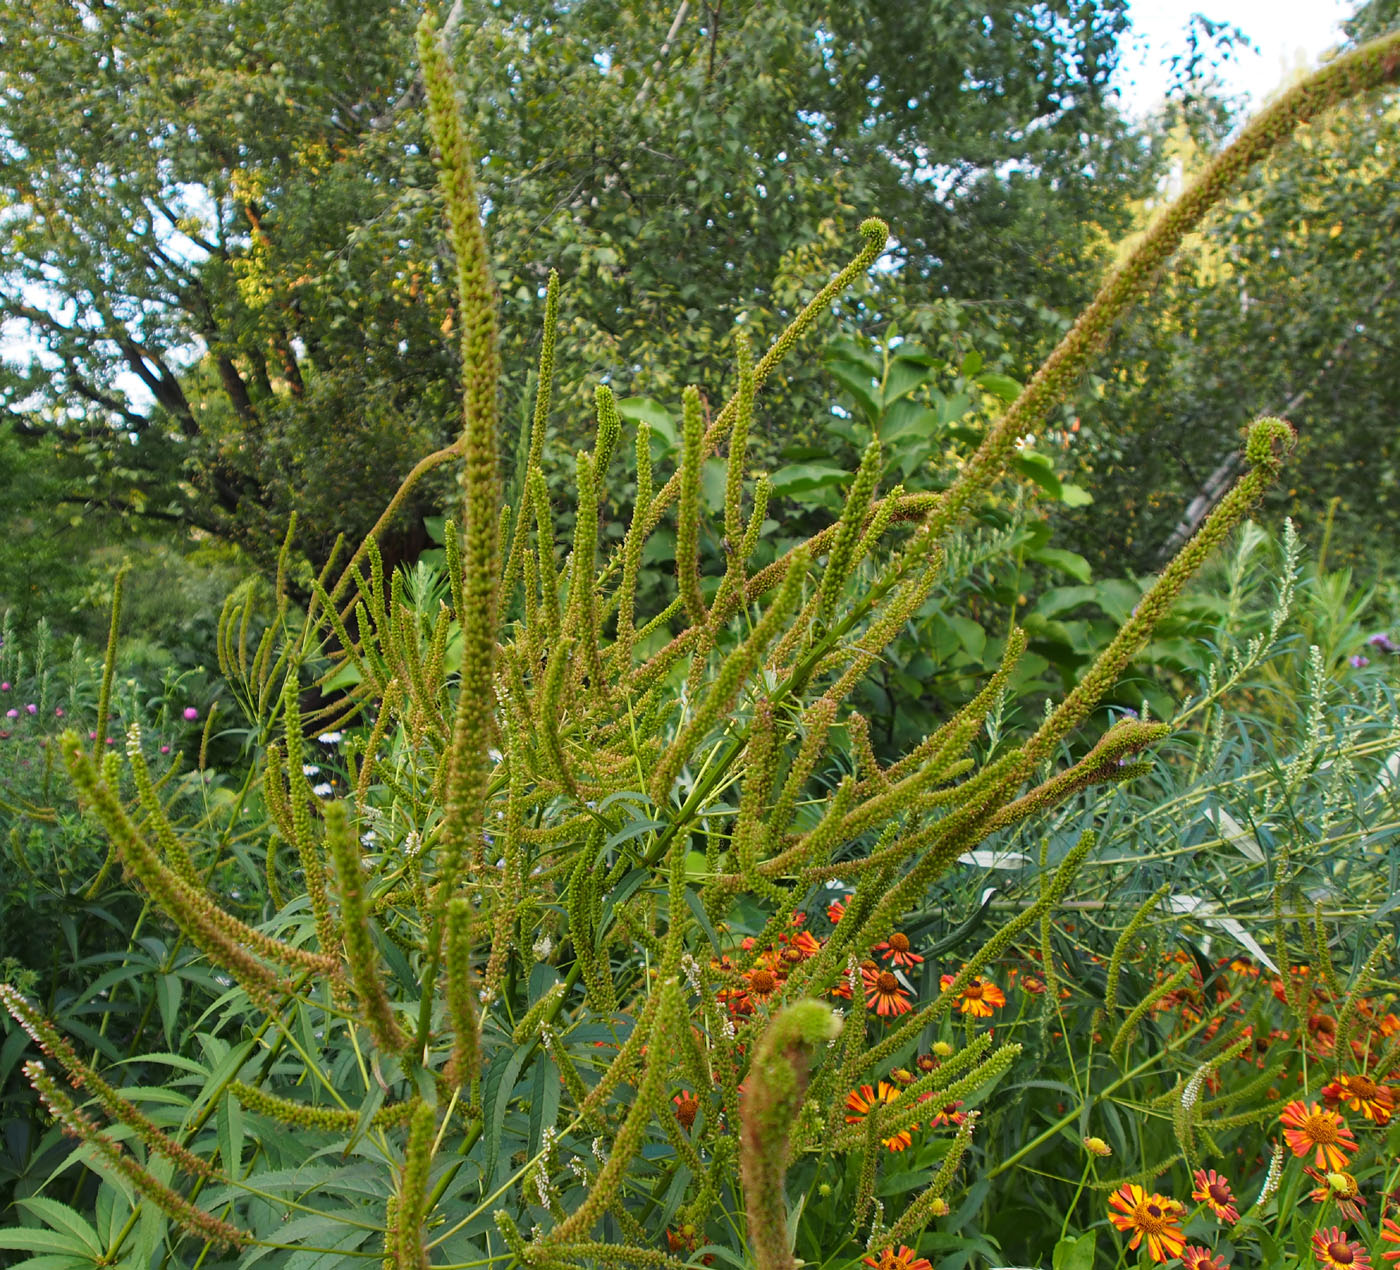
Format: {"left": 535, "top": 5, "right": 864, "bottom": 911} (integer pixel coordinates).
{"left": 2, "top": 1258, "right": 95, "bottom": 1270}
{"left": 616, "top": 397, "right": 676, "bottom": 448}
{"left": 768, "top": 463, "right": 850, "bottom": 497}
{"left": 1052, "top": 1232, "right": 1096, "bottom": 1270}
{"left": 682, "top": 888, "right": 719, "bottom": 956}
{"left": 14, "top": 1199, "right": 102, "bottom": 1257}
{"left": 882, "top": 355, "right": 935, "bottom": 405}
{"left": 1029, "top": 547, "right": 1092, "bottom": 583}
{"left": 0, "top": 1230, "right": 93, "bottom": 1257}
{"left": 157, "top": 973, "right": 181, "bottom": 1047}
{"left": 483, "top": 1041, "right": 533, "bottom": 1186}
{"left": 218, "top": 1091, "right": 244, "bottom": 1177}
{"left": 1059, "top": 482, "right": 1093, "bottom": 506}
{"left": 977, "top": 370, "right": 1023, "bottom": 401}
{"left": 826, "top": 359, "right": 881, "bottom": 424}
{"left": 1012, "top": 451, "right": 1063, "bottom": 498}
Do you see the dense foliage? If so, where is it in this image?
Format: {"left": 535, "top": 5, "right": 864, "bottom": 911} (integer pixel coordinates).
{"left": 0, "top": 0, "right": 1154, "bottom": 587}
{"left": 3, "top": 21, "right": 1400, "bottom": 1270}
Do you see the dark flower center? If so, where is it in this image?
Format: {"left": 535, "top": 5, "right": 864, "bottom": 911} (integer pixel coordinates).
{"left": 877, "top": 972, "right": 899, "bottom": 993}
{"left": 750, "top": 970, "right": 777, "bottom": 995}
{"left": 1328, "top": 1241, "right": 1353, "bottom": 1264}
{"left": 889, "top": 933, "right": 910, "bottom": 952}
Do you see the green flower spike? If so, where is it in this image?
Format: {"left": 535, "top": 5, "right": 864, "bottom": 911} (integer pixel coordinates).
{"left": 741, "top": 1000, "right": 842, "bottom": 1270}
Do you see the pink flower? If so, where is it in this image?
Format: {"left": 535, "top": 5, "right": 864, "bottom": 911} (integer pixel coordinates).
{"left": 183, "top": 706, "right": 199, "bottom": 721}
{"left": 25, "top": 703, "right": 36, "bottom": 714}
{"left": 0, "top": 682, "right": 9, "bottom": 691}
{"left": 53, "top": 707, "right": 63, "bottom": 717}
{"left": 88, "top": 730, "right": 98, "bottom": 740}
{"left": 159, "top": 745, "right": 170, "bottom": 754}
{"left": 5, "top": 709, "right": 16, "bottom": 719}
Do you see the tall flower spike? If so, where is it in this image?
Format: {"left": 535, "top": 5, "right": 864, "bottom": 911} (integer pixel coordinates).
{"left": 613, "top": 419, "right": 654, "bottom": 671}
{"left": 529, "top": 468, "right": 563, "bottom": 639}
{"left": 741, "top": 1001, "right": 843, "bottom": 1270}
{"left": 677, "top": 386, "right": 708, "bottom": 628}
{"left": 281, "top": 677, "right": 337, "bottom": 956}
{"left": 417, "top": 14, "right": 502, "bottom": 1053}
{"left": 545, "top": 980, "right": 684, "bottom": 1245}
{"left": 649, "top": 547, "right": 809, "bottom": 803}
{"left": 502, "top": 269, "right": 560, "bottom": 604}
{"left": 567, "top": 449, "right": 603, "bottom": 691}
{"left": 397, "top": 1100, "right": 437, "bottom": 1270}
{"left": 593, "top": 383, "right": 622, "bottom": 477}
{"left": 26, "top": 1062, "right": 246, "bottom": 1249}
{"left": 725, "top": 331, "right": 755, "bottom": 551}
{"left": 325, "top": 799, "right": 404, "bottom": 1054}
{"left": 819, "top": 439, "right": 882, "bottom": 625}
{"left": 641, "top": 218, "right": 888, "bottom": 541}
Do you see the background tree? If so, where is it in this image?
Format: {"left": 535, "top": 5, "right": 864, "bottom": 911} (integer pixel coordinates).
{"left": 2, "top": 0, "right": 1158, "bottom": 605}
{"left": 1059, "top": 8, "right": 1400, "bottom": 573}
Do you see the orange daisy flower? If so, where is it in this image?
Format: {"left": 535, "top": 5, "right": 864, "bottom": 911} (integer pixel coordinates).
{"left": 1305, "top": 1168, "right": 1366, "bottom": 1223}
{"left": 862, "top": 1247, "right": 932, "bottom": 1270}
{"left": 827, "top": 896, "right": 848, "bottom": 924}
{"left": 1107, "top": 1184, "right": 1187, "bottom": 1264}
{"left": 1281, "top": 1101, "right": 1359, "bottom": 1171}
{"left": 927, "top": 1099, "right": 965, "bottom": 1129}
{"left": 863, "top": 966, "right": 913, "bottom": 1017}
{"left": 939, "top": 974, "right": 1006, "bottom": 1018}
{"left": 1322, "top": 1073, "right": 1395, "bottom": 1125}
{"left": 1191, "top": 1169, "right": 1239, "bottom": 1223}
{"left": 845, "top": 1082, "right": 913, "bottom": 1152}
{"left": 1311, "top": 1226, "right": 1371, "bottom": 1269}
{"left": 1182, "top": 1249, "right": 1230, "bottom": 1270}
{"left": 744, "top": 966, "right": 781, "bottom": 1007}
{"left": 782, "top": 930, "right": 823, "bottom": 960}
{"left": 673, "top": 1091, "right": 699, "bottom": 1129}
{"left": 1379, "top": 1216, "right": 1400, "bottom": 1262}
{"left": 873, "top": 932, "right": 924, "bottom": 968}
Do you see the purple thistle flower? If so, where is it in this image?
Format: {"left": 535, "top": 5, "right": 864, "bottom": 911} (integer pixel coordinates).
{"left": 25, "top": 703, "right": 36, "bottom": 715}
{"left": 183, "top": 706, "right": 199, "bottom": 721}
{"left": 1367, "top": 633, "right": 1398, "bottom": 654}
{"left": 0, "top": 682, "right": 9, "bottom": 691}
{"left": 5, "top": 709, "right": 16, "bottom": 719}
{"left": 1349, "top": 654, "right": 1370, "bottom": 669}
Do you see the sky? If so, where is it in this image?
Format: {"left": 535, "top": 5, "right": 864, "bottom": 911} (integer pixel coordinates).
{"left": 1116, "top": 0, "right": 1357, "bottom": 118}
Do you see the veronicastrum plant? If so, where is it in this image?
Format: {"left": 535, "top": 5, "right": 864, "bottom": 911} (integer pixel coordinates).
{"left": 6, "top": 18, "right": 1400, "bottom": 1270}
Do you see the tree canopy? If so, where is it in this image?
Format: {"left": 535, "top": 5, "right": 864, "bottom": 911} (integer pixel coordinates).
{"left": 2, "top": 0, "right": 1155, "bottom": 590}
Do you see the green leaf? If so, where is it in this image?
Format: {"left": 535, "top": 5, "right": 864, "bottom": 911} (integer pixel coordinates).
{"left": 1052, "top": 1232, "right": 1096, "bottom": 1270}
{"left": 616, "top": 398, "right": 677, "bottom": 448}
{"left": 976, "top": 370, "right": 1022, "bottom": 402}
{"left": 218, "top": 1090, "right": 244, "bottom": 1177}
{"left": 883, "top": 355, "right": 935, "bottom": 405}
{"left": 1012, "top": 451, "right": 1063, "bottom": 498}
{"left": 0, "top": 1231, "right": 92, "bottom": 1257}
{"left": 682, "top": 888, "right": 720, "bottom": 956}
{"left": 826, "top": 359, "right": 882, "bottom": 424}
{"left": 157, "top": 973, "right": 181, "bottom": 1046}
{"left": 14, "top": 1200, "right": 102, "bottom": 1257}
{"left": 2, "top": 1258, "right": 96, "bottom": 1270}
{"left": 768, "top": 463, "right": 850, "bottom": 497}
{"left": 881, "top": 404, "right": 939, "bottom": 443}
{"left": 1029, "top": 547, "right": 1092, "bottom": 583}
{"left": 1059, "top": 482, "right": 1093, "bottom": 507}
{"left": 483, "top": 1041, "right": 533, "bottom": 1186}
